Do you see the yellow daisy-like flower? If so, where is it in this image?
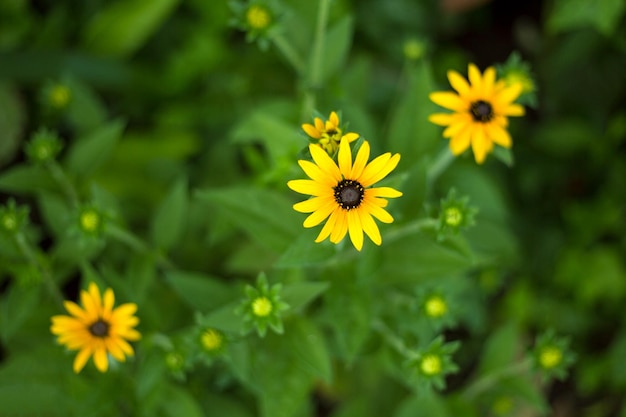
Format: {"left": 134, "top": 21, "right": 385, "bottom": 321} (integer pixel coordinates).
{"left": 302, "top": 111, "right": 359, "bottom": 155}
{"left": 288, "top": 139, "right": 402, "bottom": 251}
{"left": 50, "top": 282, "right": 141, "bottom": 373}
{"left": 428, "top": 63, "right": 525, "bottom": 164}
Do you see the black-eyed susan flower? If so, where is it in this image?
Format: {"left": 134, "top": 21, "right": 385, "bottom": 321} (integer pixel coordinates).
{"left": 302, "top": 111, "right": 359, "bottom": 155}
{"left": 50, "top": 282, "right": 140, "bottom": 373}
{"left": 288, "top": 140, "right": 402, "bottom": 251}
{"left": 429, "top": 63, "right": 525, "bottom": 164}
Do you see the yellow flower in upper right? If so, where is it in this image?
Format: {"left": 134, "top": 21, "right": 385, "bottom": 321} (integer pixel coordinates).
{"left": 428, "top": 63, "right": 525, "bottom": 164}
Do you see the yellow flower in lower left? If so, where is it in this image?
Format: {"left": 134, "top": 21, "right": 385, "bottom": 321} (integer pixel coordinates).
{"left": 50, "top": 282, "right": 141, "bottom": 373}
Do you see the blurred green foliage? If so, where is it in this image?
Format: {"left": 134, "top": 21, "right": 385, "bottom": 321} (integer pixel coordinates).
{"left": 1, "top": 0, "right": 625, "bottom": 416}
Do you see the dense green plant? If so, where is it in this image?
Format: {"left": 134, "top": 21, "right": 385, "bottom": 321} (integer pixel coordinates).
{"left": 0, "top": 0, "right": 624, "bottom": 416}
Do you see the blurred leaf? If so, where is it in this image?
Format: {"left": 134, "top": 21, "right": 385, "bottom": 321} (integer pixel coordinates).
{"left": 320, "top": 16, "right": 354, "bottom": 82}
{"left": 0, "top": 82, "right": 24, "bottom": 167}
{"left": 547, "top": 0, "right": 626, "bottom": 36}
{"left": 530, "top": 118, "right": 595, "bottom": 155}
{"left": 0, "top": 283, "right": 43, "bottom": 342}
{"left": 83, "top": 0, "right": 182, "bottom": 57}
{"left": 282, "top": 281, "right": 329, "bottom": 312}
{"left": 475, "top": 322, "right": 521, "bottom": 375}
{"left": 200, "top": 301, "right": 242, "bottom": 333}
{"left": 491, "top": 146, "right": 514, "bottom": 167}
{"left": 275, "top": 228, "right": 337, "bottom": 268}
{"left": 289, "top": 318, "right": 332, "bottom": 382}
{"left": 165, "top": 270, "right": 234, "bottom": 312}
{"left": 66, "top": 119, "right": 125, "bottom": 178}
{"left": 0, "top": 164, "right": 56, "bottom": 194}
{"left": 151, "top": 177, "right": 188, "bottom": 250}
{"left": 387, "top": 60, "right": 440, "bottom": 160}
{"left": 196, "top": 186, "right": 300, "bottom": 253}
{"left": 65, "top": 76, "right": 108, "bottom": 133}
{"left": 159, "top": 384, "right": 205, "bottom": 417}
{"left": 37, "top": 191, "right": 72, "bottom": 238}
{"left": 394, "top": 392, "right": 449, "bottom": 417}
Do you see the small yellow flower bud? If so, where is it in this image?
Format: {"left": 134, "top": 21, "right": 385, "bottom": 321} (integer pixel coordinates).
{"left": 49, "top": 85, "right": 71, "bottom": 109}
{"left": 424, "top": 295, "right": 447, "bottom": 318}
{"left": 539, "top": 346, "right": 562, "bottom": 369}
{"left": 420, "top": 354, "right": 442, "bottom": 376}
{"left": 252, "top": 296, "right": 273, "bottom": 317}
{"left": 444, "top": 207, "right": 463, "bottom": 227}
{"left": 246, "top": 5, "right": 271, "bottom": 30}
{"left": 201, "top": 329, "right": 224, "bottom": 352}
{"left": 80, "top": 209, "right": 101, "bottom": 233}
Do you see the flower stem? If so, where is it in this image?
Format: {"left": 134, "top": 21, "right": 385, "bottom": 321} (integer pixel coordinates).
{"left": 14, "top": 232, "right": 63, "bottom": 306}
{"left": 426, "top": 146, "right": 455, "bottom": 185}
{"left": 385, "top": 218, "right": 439, "bottom": 243}
{"left": 463, "top": 358, "right": 533, "bottom": 400}
{"left": 372, "top": 319, "right": 414, "bottom": 358}
{"left": 271, "top": 33, "right": 305, "bottom": 75}
{"left": 106, "top": 224, "right": 175, "bottom": 270}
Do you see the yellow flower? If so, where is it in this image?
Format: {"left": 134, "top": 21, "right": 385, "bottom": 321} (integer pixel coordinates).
{"left": 50, "top": 282, "right": 141, "bottom": 373}
{"left": 302, "top": 111, "right": 359, "bottom": 155}
{"left": 428, "top": 63, "right": 525, "bottom": 164}
{"left": 288, "top": 139, "right": 402, "bottom": 251}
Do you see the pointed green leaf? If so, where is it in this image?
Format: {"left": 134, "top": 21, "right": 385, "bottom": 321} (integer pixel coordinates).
{"left": 320, "top": 16, "right": 354, "bottom": 82}
{"left": 151, "top": 177, "right": 188, "bottom": 250}
{"left": 66, "top": 119, "right": 125, "bottom": 178}
{"left": 281, "top": 281, "right": 329, "bottom": 311}
{"left": 0, "top": 164, "right": 56, "bottom": 194}
{"left": 165, "top": 270, "right": 234, "bottom": 312}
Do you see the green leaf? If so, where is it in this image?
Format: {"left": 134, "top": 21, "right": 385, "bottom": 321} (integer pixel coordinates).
{"left": 65, "top": 119, "right": 125, "bottom": 178}
{"left": 200, "top": 301, "right": 242, "bottom": 333}
{"left": 288, "top": 318, "right": 332, "bottom": 382}
{"left": 275, "top": 228, "right": 338, "bottom": 268}
{"left": 0, "top": 82, "right": 24, "bottom": 168}
{"left": 83, "top": 0, "right": 182, "bottom": 57}
{"left": 320, "top": 16, "right": 354, "bottom": 82}
{"left": 151, "top": 177, "right": 188, "bottom": 250}
{"left": 387, "top": 60, "right": 440, "bottom": 160}
{"left": 0, "top": 164, "right": 56, "bottom": 194}
{"left": 547, "top": 0, "right": 626, "bottom": 36}
{"left": 196, "top": 186, "right": 300, "bottom": 253}
{"left": 165, "top": 270, "right": 234, "bottom": 313}
{"left": 0, "top": 283, "right": 43, "bottom": 343}
{"left": 65, "top": 76, "right": 108, "bottom": 134}
{"left": 394, "top": 393, "right": 449, "bottom": 417}
{"left": 159, "top": 384, "right": 205, "bottom": 417}
{"left": 37, "top": 191, "right": 73, "bottom": 238}
{"left": 476, "top": 322, "right": 521, "bottom": 375}
{"left": 282, "top": 281, "right": 329, "bottom": 312}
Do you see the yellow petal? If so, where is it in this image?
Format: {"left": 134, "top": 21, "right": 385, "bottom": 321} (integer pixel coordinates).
{"left": 351, "top": 141, "right": 370, "bottom": 179}
{"left": 496, "top": 83, "right": 523, "bottom": 105}
{"left": 81, "top": 287, "right": 99, "bottom": 322}
{"left": 112, "top": 303, "right": 138, "bottom": 321}
{"left": 449, "top": 129, "right": 471, "bottom": 155}
{"left": 447, "top": 70, "right": 470, "bottom": 96}
{"left": 429, "top": 113, "right": 455, "bottom": 126}
{"left": 314, "top": 117, "right": 324, "bottom": 131}
{"left": 360, "top": 153, "right": 401, "bottom": 188}
{"left": 443, "top": 120, "right": 470, "bottom": 138}
{"left": 359, "top": 210, "right": 382, "bottom": 246}
{"left": 63, "top": 301, "right": 89, "bottom": 323}
{"left": 338, "top": 138, "right": 352, "bottom": 176}
{"left": 481, "top": 66, "right": 496, "bottom": 97}
{"left": 115, "top": 337, "right": 135, "bottom": 355}
{"left": 288, "top": 179, "right": 331, "bottom": 197}
{"left": 329, "top": 210, "right": 348, "bottom": 243}
{"left": 342, "top": 132, "right": 359, "bottom": 143}
{"left": 468, "top": 63, "right": 482, "bottom": 91}
{"left": 315, "top": 207, "right": 341, "bottom": 243}
{"left": 471, "top": 125, "right": 490, "bottom": 164}
{"left": 302, "top": 123, "right": 321, "bottom": 139}
{"left": 93, "top": 345, "right": 109, "bottom": 372}
{"left": 102, "top": 288, "right": 115, "bottom": 321}
{"left": 294, "top": 196, "right": 329, "bottom": 213}
{"left": 73, "top": 347, "right": 92, "bottom": 373}
{"left": 105, "top": 338, "right": 126, "bottom": 361}
{"left": 429, "top": 92, "right": 467, "bottom": 112}
{"left": 303, "top": 199, "right": 337, "bottom": 228}
{"left": 500, "top": 104, "right": 525, "bottom": 117}
{"left": 347, "top": 210, "right": 364, "bottom": 251}
{"left": 329, "top": 111, "right": 339, "bottom": 127}
{"left": 366, "top": 187, "right": 402, "bottom": 198}
{"left": 117, "top": 328, "right": 141, "bottom": 341}
{"left": 487, "top": 124, "right": 512, "bottom": 148}
{"left": 363, "top": 201, "right": 394, "bottom": 223}
{"left": 309, "top": 144, "right": 342, "bottom": 182}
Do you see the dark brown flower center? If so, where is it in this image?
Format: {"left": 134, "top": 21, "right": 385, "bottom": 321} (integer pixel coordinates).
{"left": 470, "top": 100, "right": 494, "bottom": 122}
{"left": 334, "top": 179, "right": 364, "bottom": 210}
{"left": 89, "top": 320, "right": 110, "bottom": 337}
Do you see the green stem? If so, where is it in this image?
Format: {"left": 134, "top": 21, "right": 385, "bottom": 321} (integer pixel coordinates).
{"left": 302, "top": 0, "right": 331, "bottom": 118}
{"left": 372, "top": 319, "right": 414, "bottom": 358}
{"left": 105, "top": 225, "right": 175, "bottom": 270}
{"left": 271, "top": 33, "right": 305, "bottom": 75}
{"left": 385, "top": 218, "right": 439, "bottom": 243}
{"left": 14, "top": 232, "right": 63, "bottom": 306}
{"left": 46, "top": 160, "right": 79, "bottom": 207}
{"left": 463, "top": 358, "right": 533, "bottom": 400}
{"left": 426, "top": 146, "right": 455, "bottom": 185}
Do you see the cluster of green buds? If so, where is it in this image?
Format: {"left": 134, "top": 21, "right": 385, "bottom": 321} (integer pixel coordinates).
{"left": 24, "top": 128, "right": 63, "bottom": 165}
{"left": 497, "top": 52, "right": 537, "bottom": 108}
{"left": 406, "top": 336, "right": 460, "bottom": 391}
{"left": 438, "top": 188, "right": 478, "bottom": 237}
{"left": 236, "top": 273, "right": 289, "bottom": 337}
{"left": 229, "top": 0, "right": 279, "bottom": 49}
{"left": 0, "top": 199, "right": 29, "bottom": 236}
{"left": 531, "top": 330, "right": 576, "bottom": 381}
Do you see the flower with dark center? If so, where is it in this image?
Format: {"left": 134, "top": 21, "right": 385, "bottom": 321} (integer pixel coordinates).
{"left": 288, "top": 139, "right": 402, "bottom": 251}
